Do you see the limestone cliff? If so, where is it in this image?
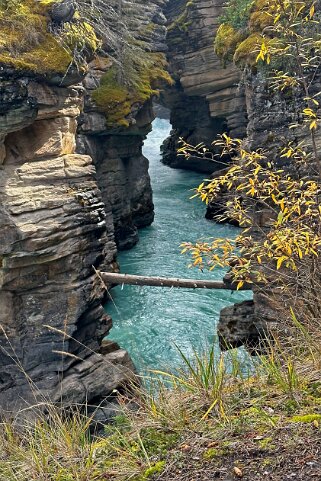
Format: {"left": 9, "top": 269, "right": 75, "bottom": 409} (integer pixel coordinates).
{"left": 77, "top": 61, "right": 157, "bottom": 250}
{"left": 162, "top": 0, "right": 247, "bottom": 172}
{"left": 0, "top": 0, "right": 168, "bottom": 414}
{"left": 161, "top": 0, "right": 321, "bottom": 351}
{"left": 77, "top": 0, "right": 169, "bottom": 249}
{"left": 0, "top": 73, "right": 136, "bottom": 414}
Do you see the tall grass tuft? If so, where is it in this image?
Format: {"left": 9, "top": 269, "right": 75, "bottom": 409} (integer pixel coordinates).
{"left": 1, "top": 310, "right": 321, "bottom": 480}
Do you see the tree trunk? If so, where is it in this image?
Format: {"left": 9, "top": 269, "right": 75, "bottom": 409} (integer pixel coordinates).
{"left": 98, "top": 272, "right": 251, "bottom": 290}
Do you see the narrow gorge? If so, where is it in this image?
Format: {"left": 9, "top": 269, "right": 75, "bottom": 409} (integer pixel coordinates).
{"left": 1, "top": 0, "right": 320, "bottom": 421}
{"left": 0, "top": 0, "right": 245, "bottom": 415}
{"left": 3, "top": 0, "right": 321, "bottom": 479}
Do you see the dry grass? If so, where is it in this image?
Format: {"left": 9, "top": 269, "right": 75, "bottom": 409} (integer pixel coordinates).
{"left": 1, "top": 314, "right": 321, "bottom": 480}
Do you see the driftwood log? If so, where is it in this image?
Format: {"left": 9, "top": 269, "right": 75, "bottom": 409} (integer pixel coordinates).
{"left": 99, "top": 272, "right": 251, "bottom": 290}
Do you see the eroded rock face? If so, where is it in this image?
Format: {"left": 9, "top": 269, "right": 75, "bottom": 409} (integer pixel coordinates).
{"left": 78, "top": 67, "right": 155, "bottom": 250}
{"left": 76, "top": 0, "right": 169, "bottom": 250}
{"left": 162, "top": 0, "right": 247, "bottom": 172}
{"left": 218, "top": 300, "right": 271, "bottom": 352}
{"left": 0, "top": 0, "right": 170, "bottom": 414}
{"left": 0, "top": 76, "right": 135, "bottom": 414}
{"left": 217, "top": 69, "right": 321, "bottom": 350}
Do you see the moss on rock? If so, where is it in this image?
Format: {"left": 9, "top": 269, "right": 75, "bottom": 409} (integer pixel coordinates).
{"left": 92, "top": 53, "right": 173, "bottom": 128}
{"left": 214, "top": 0, "right": 276, "bottom": 67}
{"left": 290, "top": 413, "right": 321, "bottom": 423}
{"left": 233, "top": 33, "right": 263, "bottom": 66}
{"left": 214, "top": 24, "right": 244, "bottom": 63}
{"left": 0, "top": 0, "right": 98, "bottom": 75}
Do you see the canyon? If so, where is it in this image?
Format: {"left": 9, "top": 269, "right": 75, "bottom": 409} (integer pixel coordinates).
{"left": 0, "top": 0, "right": 316, "bottom": 415}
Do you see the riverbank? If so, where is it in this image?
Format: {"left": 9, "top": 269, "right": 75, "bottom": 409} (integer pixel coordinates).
{"left": 2, "top": 318, "right": 321, "bottom": 480}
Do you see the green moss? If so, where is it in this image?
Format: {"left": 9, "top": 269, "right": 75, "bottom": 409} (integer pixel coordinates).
{"left": 0, "top": 33, "right": 73, "bottom": 75}
{"left": 257, "top": 437, "right": 276, "bottom": 450}
{"left": 214, "top": 24, "right": 244, "bottom": 63}
{"left": 214, "top": 0, "right": 277, "bottom": 68}
{"left": 203, "top": 447, "right": 226, "bottom": 459}
{"left": 142, "top": 461, "right": 166, "bottom": 479}
{"left": 290, "top": 414, "right": 321, "bottom": 423}
{"left": 249, "top": 10, "right": 273, "bottom": 32}
{"left": 0, "top": 0, "right": 98, "bottom": 75}
{"left": 91, "top": 69, "right": 132, "bottom": 127}
{"left": 233, "top": 33, "right": 263, "bottom": 66}
{"left": 139, "top": 427, "right": 179, "bottom": 457}
{"left": 92, "top": 54, "right": 173, "bottom": 128}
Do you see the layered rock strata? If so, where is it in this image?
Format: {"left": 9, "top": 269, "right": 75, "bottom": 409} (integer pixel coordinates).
{"left": 162, "top": 1, "right": 321, "bottom": 350}
{"left": 0, "top": 0, "right": 170, "bottom": 414}
{"left": 77, "top": 60, "right": 156, "bottom": 250}
{"left": 0, "top": 75, "right": 135, "bottom": 414}
{"left": 162, "top": 0, "right": 247, "bottom": 172}
{"left": 77, "top": 0, "right": 169, "bottom": 249}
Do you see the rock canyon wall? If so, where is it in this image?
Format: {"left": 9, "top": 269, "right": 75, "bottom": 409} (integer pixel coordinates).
{"left": 0, "top": 0, "right": 167, "bottom": 414}
{"left": 0, "top": 73, "right": 140, "bottom": 414}
{"left": 162, "top": 0, "right": 247, "bottom": 172}
{"left": 1, "top": 0, "right": 314, "bottom": 412}
{"left": 162, "top": 0, "right": 321, "bottom": 350}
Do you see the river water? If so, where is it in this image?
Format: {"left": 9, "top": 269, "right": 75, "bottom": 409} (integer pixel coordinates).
{"left": 106, "top": 118, "right": 251, "bottom": 372}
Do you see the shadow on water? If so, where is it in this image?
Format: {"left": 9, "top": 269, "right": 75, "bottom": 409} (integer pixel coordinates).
{"left": 105, "top": 118, "right": 252, "bottom": 373}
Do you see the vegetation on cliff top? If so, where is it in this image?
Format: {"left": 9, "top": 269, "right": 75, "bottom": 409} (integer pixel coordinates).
{"left": 0, "top": 0, "right": 98, "bottom": 75}
{"left": 89, "top": 0, "right": 174, "bottom": 128}
{"left": 0, "top": 0, "right": 173, "bottom": 127}
{"left": 214, "top": 0, "right": 276, "bottom": 65}
{"left": 92, "top": 54, "right": 173, "bottom": 128}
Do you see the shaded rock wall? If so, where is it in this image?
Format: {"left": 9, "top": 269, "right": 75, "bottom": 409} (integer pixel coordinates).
{"left": 0, "top": 75, "right": 135, "bottom": 414}
{"left": 161, "top": 1, "right": 321, "bottom": 350}
{"left": 162, "top": 0, "right": 247, "bottom": 172}
{"left": 78, "top": 60, "right": 156, "bottom": 250}
{"left": 74, "top": 0, "right": 169, "bottom": 250}
{"left": 217, "top": 72, "right": 321, "bottom": 350}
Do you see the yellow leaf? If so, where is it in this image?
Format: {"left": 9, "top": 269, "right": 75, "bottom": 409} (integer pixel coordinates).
{"left": 310, "top": 4, "right": 315, "bottom": 18}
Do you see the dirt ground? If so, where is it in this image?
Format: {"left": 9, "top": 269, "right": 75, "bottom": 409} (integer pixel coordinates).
{"left": 157, "top": 423, "right": 321, "bottom": 481}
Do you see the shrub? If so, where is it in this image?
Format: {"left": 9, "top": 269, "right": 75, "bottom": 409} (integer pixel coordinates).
{"left": 219, "top": 0, "right": 254, "bottom": 29}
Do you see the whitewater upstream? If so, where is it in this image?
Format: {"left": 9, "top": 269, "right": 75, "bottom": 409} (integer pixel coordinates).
{"left": 106, "top": 118, "right": 251, "bottom": 372}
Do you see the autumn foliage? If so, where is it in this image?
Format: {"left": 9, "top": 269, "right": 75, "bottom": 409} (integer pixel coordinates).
{"left": 181, "top": 0, "right": 321, "bottom": 321}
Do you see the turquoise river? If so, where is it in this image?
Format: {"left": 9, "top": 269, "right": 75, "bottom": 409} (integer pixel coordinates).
{"left": 106, "top": 118, "right": 251, "bottom": 372}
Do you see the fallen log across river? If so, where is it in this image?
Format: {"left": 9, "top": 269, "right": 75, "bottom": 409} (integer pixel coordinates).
{"left": 98, "top": 272, "right": 252, "bottom": 290}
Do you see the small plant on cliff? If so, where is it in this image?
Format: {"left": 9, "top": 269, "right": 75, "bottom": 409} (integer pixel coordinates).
{"left": 219, "top": 0, "right": 254, "bottom": 29}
